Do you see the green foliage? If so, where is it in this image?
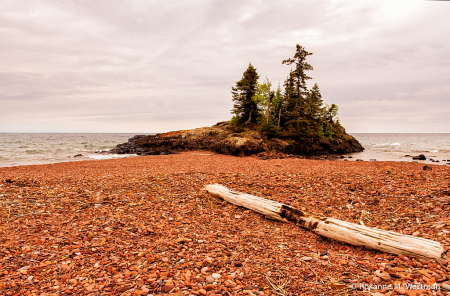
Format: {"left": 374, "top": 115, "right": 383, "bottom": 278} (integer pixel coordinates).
{"left": 231, "top": 63, "right": 260, "bottom": 124}
{"left": 230, "top": 115, "right": 243, "bottom": 126}
{"left": 230, "top": 44, "right": 343, "bottom": 142}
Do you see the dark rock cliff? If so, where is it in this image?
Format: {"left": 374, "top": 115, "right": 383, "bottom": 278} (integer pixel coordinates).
{"left": 109, "top": 121, "right": 364, "bottom": 158}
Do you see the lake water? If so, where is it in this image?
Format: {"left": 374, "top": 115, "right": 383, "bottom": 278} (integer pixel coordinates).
{"left": 0, "top": 133, "right": 449, "bottom": 167}
{"left": 0, "top": 133, "right": 139, "bottom": 167}
{"left": 347, "top": 133, "right": 450, "bottom": 165}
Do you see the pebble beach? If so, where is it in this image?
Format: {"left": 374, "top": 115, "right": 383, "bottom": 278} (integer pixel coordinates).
{"left": 0, "top": 152, "right": 449, "bottom": 296}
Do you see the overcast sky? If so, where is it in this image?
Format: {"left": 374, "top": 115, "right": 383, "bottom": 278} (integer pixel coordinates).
{"left": 1, "top": 0, "right": 449, "bottom": 133}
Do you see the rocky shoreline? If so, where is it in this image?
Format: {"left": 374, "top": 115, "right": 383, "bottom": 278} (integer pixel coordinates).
{"left": 1, "top": 153, "right": 449, "bottom": 295}
{"left": 109, "top": 121, "right": 364, "bottom": 158}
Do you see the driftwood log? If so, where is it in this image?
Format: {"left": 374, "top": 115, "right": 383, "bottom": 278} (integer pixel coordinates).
{"left": 204, "top": 184, "right": 446, "bottom": 260}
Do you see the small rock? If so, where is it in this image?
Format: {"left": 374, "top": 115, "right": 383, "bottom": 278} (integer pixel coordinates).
{"left": 163, "top": 283, "right": 174, "bottom": 292}
{"left": 301, "top": 257, "right": 313, "bottom": 261}
{"left": 423, "top": 165, "right": 432, "bottom": 171}
{"left": 370, "top": 293, "right": 385, "bottom": 296}
{"left": 442, "top": 283, "right": 450, "bottom": 291}
{"left": 394, "top": 286, "right": 407, "bottom": 295}
{"left": 204, "top": 284, "right": 215, "bottom": 291}
{"left": 373, "top": 276, "right": 381, "bottom": 284}
{"left": 198, "top": 288, "right": 207, "bottom": 295}
{"left": 201, "top": 267, "right": 209, "bottom": 274}
{"left": 322, "top": 255, "right": 329, "bottom": 260}
{"left": 374, "top": 270, "right": 391, "bottom": 281}
{"left": 74, "top": 154, "right": 83, "bottom": 157}
{"left": 206, "top": 276, "right": 214, "bottom": 283}
{"left": 212, "top": 273, "right": 221, "bottom": 280}
{"left": 234, "top": 261, "right": 242, "bottom": 267}
{"left": 161, "top": 257, "right": 169, "bottom": 263}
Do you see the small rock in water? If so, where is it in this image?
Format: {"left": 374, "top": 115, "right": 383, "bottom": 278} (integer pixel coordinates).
{"left": 412, "top": 154, "right": 426, "bottom": 160}
{"left": 74, "top": 154, "right": 83, "bottom": 157}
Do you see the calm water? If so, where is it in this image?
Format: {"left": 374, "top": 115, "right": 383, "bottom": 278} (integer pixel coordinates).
{"left": 0, "top": 133, "right": 449, "bottom": 167}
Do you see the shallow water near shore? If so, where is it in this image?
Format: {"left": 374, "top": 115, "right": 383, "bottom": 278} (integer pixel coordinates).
{"left": 0, "top": 133, "right": 140, "bottom": 167}
{"left": 346, "top": 133, "right": 450, "bottom": 165}
{"left": 0, "top": 133, "right": 449, "bottom": 167}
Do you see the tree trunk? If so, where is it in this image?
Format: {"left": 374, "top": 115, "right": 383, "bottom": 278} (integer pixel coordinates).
{"left": 277, "top": 108, "right": 282, "bottom": 132}
{"left": 265, "top": 77, "right": 272, "bottom": 124}
{"left": 245, "top": 110, "right": 252, "bottom": 124}
{"left": 204, "top": 184, "right": 445, "bottom": 260}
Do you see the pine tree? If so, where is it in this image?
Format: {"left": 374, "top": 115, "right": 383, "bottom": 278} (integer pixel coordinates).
{"left": 282, "top": 45, "right": 313, "bottom": 133}
{"left": 231, "top": 63, "right": 260, "bottom": 124}
{"left": 271, "top": 84, "right": 284, "bottom": 131}
{"left": 306, "top": 83, "right": 323, "bottom": 120}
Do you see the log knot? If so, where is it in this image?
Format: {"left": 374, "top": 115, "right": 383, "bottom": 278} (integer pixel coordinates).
{"left": 280, "top": 205, "right": 325, "bottom": 230}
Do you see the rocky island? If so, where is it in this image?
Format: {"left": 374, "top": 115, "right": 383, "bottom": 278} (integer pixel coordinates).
{"left": 109, "top": 120, "right": 363, "bottom": 158}
{"left": 111, "top": 44, "right": 364, "bottom": 158}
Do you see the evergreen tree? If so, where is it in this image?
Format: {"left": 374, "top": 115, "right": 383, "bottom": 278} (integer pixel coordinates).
{"left": 231, "top": 63, "right": 260, "bottom": 124}
{"left": 305, "top": 83, "right": 323, "bottom": 120}
{"left": 282, "top": 45, "right": 313, "bottom": 133}
{"left": 282, "top": 71, "right": 296, "bottom": 126}
{"left": 271, "top": 84, "right": 284, "bottom": 131}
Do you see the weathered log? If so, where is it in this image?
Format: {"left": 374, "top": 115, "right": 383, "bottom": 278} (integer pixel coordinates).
{"left": 204, "top": 184, "right": 446, "bottom": 260}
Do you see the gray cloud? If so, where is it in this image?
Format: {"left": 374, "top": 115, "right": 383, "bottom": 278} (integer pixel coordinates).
{"left": 1, "top": 0, "right": 449, "bottom": 132}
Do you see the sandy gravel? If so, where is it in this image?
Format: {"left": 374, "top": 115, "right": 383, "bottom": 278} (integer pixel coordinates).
{"left": 0, "top": 152, "right": 449, "bottom": 296}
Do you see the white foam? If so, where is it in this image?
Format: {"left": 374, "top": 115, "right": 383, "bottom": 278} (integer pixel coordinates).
{"left": 375, "top": 143, "right": 400, "bottom": 146}
{"left": 87, "top": 154, "right": 138, "bottom": 160}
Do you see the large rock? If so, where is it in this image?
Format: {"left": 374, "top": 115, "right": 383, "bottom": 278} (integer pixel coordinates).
{"left": 412, "top": 154, "right": 426, "bottom": 160}
{"left": 109, "top": 121, "right": 364, "bottom": 157}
